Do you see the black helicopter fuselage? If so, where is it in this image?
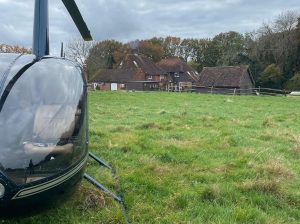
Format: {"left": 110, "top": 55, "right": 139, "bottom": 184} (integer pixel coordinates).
{"left": 0, "top": 53, "right": 88, "bottom": 208}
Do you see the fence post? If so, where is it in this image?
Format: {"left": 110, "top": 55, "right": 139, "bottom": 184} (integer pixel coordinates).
{"left": 211, "top": 86, "right": 213, "bottom": 94}
{"left": 234, "top": 88, "right": 236, "bottom": 95}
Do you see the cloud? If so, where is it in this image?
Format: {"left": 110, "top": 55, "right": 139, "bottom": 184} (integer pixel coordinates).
{"left": 0, "top": 0, "right": 299, "bottom": 56}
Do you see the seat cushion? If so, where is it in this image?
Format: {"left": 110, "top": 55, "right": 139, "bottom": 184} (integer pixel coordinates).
{"left": 24, "top": 143, "right": 73, "bottom": 155}
{"left": 33, "top": 105, "right": 76, "bottom": 139}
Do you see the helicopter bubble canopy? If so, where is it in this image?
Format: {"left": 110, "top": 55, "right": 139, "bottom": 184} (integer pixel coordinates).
{"left": 0, "top": 54, "right": 88, "bottom": 186}
{"left": 0, "top": 54, "right": 36, "bottom": 96}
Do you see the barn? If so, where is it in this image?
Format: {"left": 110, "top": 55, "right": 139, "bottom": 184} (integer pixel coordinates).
{"left": 197, "top": 66, "right": 255, "bottom": 94}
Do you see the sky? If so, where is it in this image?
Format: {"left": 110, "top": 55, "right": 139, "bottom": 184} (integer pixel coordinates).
{"left": 0, "top": 0, "right": 299, "bottom": 56}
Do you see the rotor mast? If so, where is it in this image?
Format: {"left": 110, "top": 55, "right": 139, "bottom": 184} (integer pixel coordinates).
{"left": 33, "top": 0, "right": 49, "bottom": 59}
{"left": 32, "top": 0, "right": 92, "bottom": 59}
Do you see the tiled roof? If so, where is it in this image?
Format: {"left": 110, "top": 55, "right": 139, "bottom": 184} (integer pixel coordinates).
{"left": 90, "top": 69, "right": 139, "bottom": 83}
{"left": 199, "top": 66, "right": 254, "bottom": 87}
{"left": 119, "top": 54, "right": 165, "bottom": 75}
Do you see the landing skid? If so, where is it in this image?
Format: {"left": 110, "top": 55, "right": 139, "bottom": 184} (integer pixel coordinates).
{"left": 84, "top": 152, "right": 130, "bottom": 224}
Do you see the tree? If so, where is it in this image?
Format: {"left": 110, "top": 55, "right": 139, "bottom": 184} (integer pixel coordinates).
{"left": 274, "top": 10, "right": 298, "bottom": 32}
{"left": 161, "top": 36, "right": 181, "bottom": 58}
{"left": 191, "top": 39, "right": 218, "bottom": 71}
{"left": 178, "top": 38, "right": 197, "bottom": 62}
{"left": 257, "top": 64, "right": 283, "bottom": 88}
{"left": 66, "top": 39, "right": 94, "bottom": 69}
{"left": 296, "top": 17, "right": 300, "bottom": 71}
{"left": 86, "top": 40, "right": 126, "bottom": 79}
{"left": 254, "top": 11, "right": 299, "bottom": 81}
{"left": 0, "top": 44, "right": 31, "bottom": 54}
{"left": 284, "top": 72, "right": 300, "bottom": 90}
{"left": 212, "top": 31, "right": 246, "bottom": 66}
{"left": 138, "top": 40, "right": 164, "bottom": 62}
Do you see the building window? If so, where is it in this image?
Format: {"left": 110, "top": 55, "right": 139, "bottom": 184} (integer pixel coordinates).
{"left": 174, "top": 73, "right": 179, "bottom": 78}
{"left": 148, "top": 75, "right": 153, "bottom": 80}
{"left": 160, "top": 75, "right": 164, "bottom": 81}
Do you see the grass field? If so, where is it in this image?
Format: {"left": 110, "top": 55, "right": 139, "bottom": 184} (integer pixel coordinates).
{"left": 3, "top": 91, "right": 300, "bottom": 224}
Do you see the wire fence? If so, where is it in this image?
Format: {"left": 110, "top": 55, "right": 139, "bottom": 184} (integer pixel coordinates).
{"left": 168, "top": 85, "right": 291, "bottom": 96}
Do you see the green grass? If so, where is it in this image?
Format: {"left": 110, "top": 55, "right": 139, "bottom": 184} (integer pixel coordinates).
{"left": 3, "top": 91, "right": 300, "bottom": 223}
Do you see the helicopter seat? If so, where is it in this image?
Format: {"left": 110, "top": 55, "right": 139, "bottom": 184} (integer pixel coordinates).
{"left": 24, "top": 143, "right": 73, "bottom": 156}
{"left": 24, "top": 105, "right": 76, "bottom": 158}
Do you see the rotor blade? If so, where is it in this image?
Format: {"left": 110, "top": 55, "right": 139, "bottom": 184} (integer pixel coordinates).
{"left": 62, "top": 0, "right": 93, "bottom": 41}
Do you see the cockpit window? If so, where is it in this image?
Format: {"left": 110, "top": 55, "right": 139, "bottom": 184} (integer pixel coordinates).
{"left": 0, "top": 54, "right": 36, "bottom": 96}
{"left": 0, "top": 58, "right": 87, "bottom": 185}
{"left": 0, "top": 54, "right": 20, "bottom": 80}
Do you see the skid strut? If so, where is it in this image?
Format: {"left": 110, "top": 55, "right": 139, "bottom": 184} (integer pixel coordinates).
{"left": 84, "top": 152, "right": 130, "bottom": 224}
{"left": 88, "top": 152, "right": 113, "bottom": 170}
{"left": 83, "top": 173, "right": 122, "bottom": 203}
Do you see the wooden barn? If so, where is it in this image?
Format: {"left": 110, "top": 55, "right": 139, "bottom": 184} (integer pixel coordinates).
{"left": 197, "top": 66, "right": 255, "bottom": 94}
{"left": 157, "top": 57, "right": 199, "bottom": 91}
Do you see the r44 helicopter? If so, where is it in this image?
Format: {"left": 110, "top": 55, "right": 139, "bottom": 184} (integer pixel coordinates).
{"left": 0, "top": 0, "right": 126, "bottom": 220}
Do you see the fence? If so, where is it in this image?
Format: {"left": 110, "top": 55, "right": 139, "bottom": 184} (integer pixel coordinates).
{"left": 168, "top": 85, "right": 290, "bottom": 96}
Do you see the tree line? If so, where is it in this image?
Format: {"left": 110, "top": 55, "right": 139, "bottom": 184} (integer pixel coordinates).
{"left": 0, "top": 44, "right": 31, "bottom": 54}
{"left": 72, "top": 10, "right": 299, "bottom": 90}
{"left": 1, "top": 10, "right": 299, "bottom": 90}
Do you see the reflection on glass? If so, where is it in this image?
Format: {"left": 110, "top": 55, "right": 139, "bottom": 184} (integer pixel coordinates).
{"left": 0, "top": 54, "right": 36, "bottom": 96}
{"left": 0, "top": 58, "right": 87, "bottom": 185}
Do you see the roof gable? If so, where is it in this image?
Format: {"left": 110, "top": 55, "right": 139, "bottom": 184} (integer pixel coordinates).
{"left": 119, "top": 54, "right": 165, "bottom": 75}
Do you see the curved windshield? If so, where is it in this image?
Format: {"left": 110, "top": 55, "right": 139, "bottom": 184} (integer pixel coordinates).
{"left": 0, "top": 54, "right": 20, "bottom": 78}
{"left": 0, "top": 54, "right": 36, "bottom": 96}
{"left": 0, "top": 58, "right": 87, "bottom": 185}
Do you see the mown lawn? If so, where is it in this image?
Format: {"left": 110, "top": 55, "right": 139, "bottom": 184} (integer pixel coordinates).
{"left": 4, "top": 91, "right": 300, "bottom": 223}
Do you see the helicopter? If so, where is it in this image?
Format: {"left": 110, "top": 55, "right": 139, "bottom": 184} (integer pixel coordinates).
{"left": 0, "top": 0, "right": 125, "bottom": 214}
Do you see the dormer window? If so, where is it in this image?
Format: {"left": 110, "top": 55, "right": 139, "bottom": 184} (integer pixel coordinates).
{"left": 174, "top": 73, "right": 179, "bottom": 78}
{"left": 148, "top": 75, "right": 153, "bottom": 80}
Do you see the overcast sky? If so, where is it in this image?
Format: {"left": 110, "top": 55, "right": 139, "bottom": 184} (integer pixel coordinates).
{"left": 0, "top": 0, "right": 299, "bottom": 56}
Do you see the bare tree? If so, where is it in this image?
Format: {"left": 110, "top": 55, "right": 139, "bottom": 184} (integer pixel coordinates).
{"left": 274, "top": 10, "right": 298, "bottom": 32}
{"left": 65, "top": 38, "right": 94, "bottom": 69}
{"left": 253, "top": 11, "right": 299, "bottom": 73}
{"left": 257, "top": 22, "right": 274, "bottom": 36}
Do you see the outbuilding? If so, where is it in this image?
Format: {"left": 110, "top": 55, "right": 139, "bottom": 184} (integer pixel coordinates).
{"left": 197, "top": 66, "right": 255, "bottom": 94}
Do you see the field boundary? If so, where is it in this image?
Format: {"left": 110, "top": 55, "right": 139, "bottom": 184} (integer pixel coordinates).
{"left": 169, "top": 85, "right": 291, "bottom": 96}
